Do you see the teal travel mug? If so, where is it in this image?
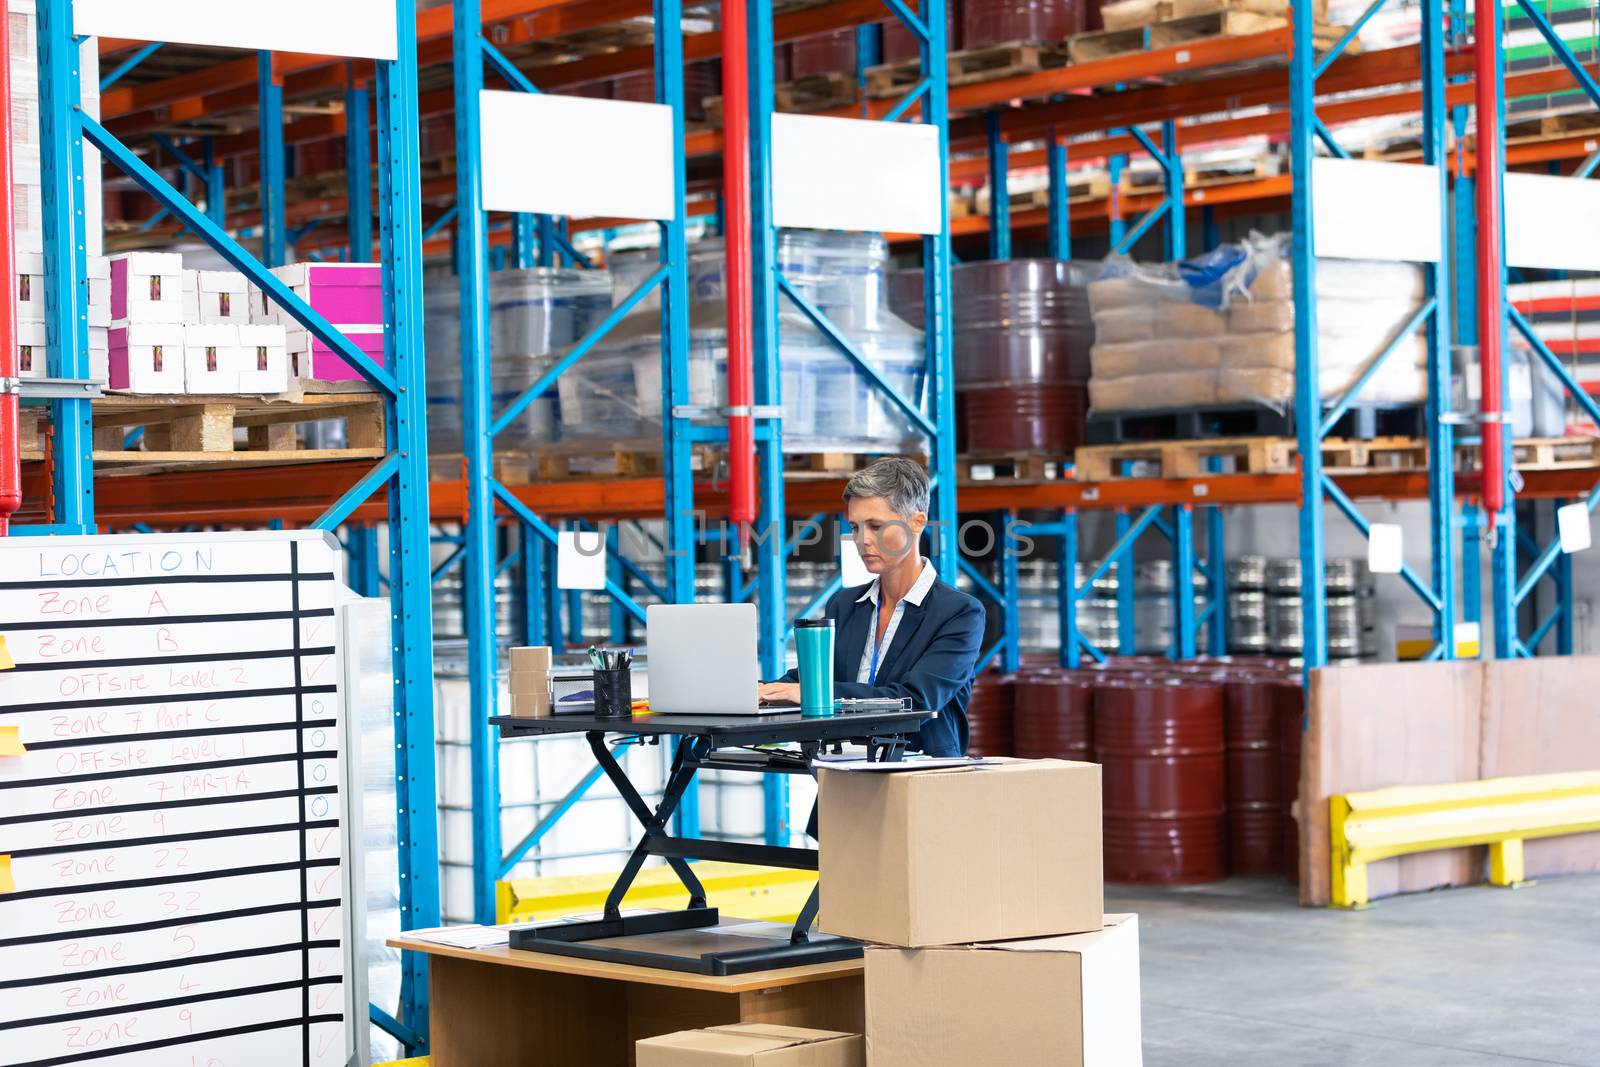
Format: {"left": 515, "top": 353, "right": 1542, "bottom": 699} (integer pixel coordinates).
{"left": 794, "top": 618, "right": 836, "bottom": 718}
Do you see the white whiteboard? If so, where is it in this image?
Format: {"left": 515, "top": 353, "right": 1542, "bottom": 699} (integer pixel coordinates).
{"left": 479, "top": 91, "right": 677, "bottom": 221}
{"left": 73, "top": 0, "right": 399, "bottom": 60}
{"left": 1312, "top": 157, "right": 1444, "bottom": 263}
{"left": 1505, "top": 171, "right": 1600, "bottom": 272}
{"left": 772, "top": 113, "right": 944, "bottom": 235}
{"left": 0, "top": 531, "right": 352, "bottom": 1067}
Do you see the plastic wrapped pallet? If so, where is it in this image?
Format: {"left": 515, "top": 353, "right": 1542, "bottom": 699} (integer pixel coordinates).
{"left": 1087, "top": 233, "right": 1431, "bottom": 413}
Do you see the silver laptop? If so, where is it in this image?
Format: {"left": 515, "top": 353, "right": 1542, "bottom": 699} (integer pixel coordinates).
{"left": 646, "top": 603, "right": 764, "bottom": 715}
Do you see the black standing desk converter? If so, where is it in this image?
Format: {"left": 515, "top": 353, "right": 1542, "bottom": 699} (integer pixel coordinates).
{"left": 490, "top": 708, "right": 935, "bottom": 975}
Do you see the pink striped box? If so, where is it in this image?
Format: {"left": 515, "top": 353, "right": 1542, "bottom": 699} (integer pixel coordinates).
{"left": 287, "top": 326, "right": 385, "bottom": 384}
{"left": 262, "top": 262, "right": 384, "bottom": 327}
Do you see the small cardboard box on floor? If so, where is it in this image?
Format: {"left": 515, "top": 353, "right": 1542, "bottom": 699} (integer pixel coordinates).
{"left": 865, "top": 915, "right": 1143, "bottom": 1066}
{"left": 637, "top": 1023, "right": 863, "bottom": 1066}
{"left": 816, "top": 757, "right": 1103, "bottom": 947}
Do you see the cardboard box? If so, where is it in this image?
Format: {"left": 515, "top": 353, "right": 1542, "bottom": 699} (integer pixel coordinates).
{"left": 637, "top": 1024, "right": 863, "bottom": 1067}
{"left": 184, "top": 324, "right": 240, "bottom": 394}
{"left": 88, "top": 326, "right": 108, "bottom": 385}
{"left": 87, "top": 255, "right": 110, "bottom": 327}
{"left": 181, "top": 269, "right": 200, "bottom": 324}
{"left": 110, "top": 251, "right": 184, "bottom": 325}
{"left": 261, "top": 261, "right": 384, "bottom": 326}
{"left": 508, "top": 692, "right": 552, "bottom": 718}
{"left": 108, "top": 323, "right": 185, "bottom": 393}
{"left": 15, "top": 320, "right": 44, "bottom": 379}
{"left": 17, "top": 253, "right": 110, "bottom": 326}
{"left": 288, "top": 326, "right": 384, "bottom": 384}
{"left": 818, "top": 758, "right": 1103, "bottom": 947}
{"left": 865, "top": 916, "right": 1142, "bottom": 1067}
{"left": 236, "top": 324, "right": 290, "bottom": 393}
{"left": 197, "top": 270, "right": 251, "bottom": 325}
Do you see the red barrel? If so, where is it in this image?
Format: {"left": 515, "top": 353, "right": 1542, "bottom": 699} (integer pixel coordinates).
{"left": 962, "top": 0, "right": 1087, "bottom": 48}
{"left": 1275, "top": 675, "right": 1305, "bottom": 884}
{"left": 1013, "top": 670, "right": 1094, "bottom": 760}
{"left": 613, "top": 61, "right": 720, "bottom": 120}
{"left": 882, "top": 1, "right": 961, "bottom": 62}
{"left": 965, "top": 672, "right": 1015, "bottom": 757}
{"left": 1222, "top": 672, "right": 1283, "bottom": 876}
{"left": 959, "top": 383, "right": 1087, "bottom": 453}
{"left": 1094, "top": 677, "right": 1227, "bottom": 884}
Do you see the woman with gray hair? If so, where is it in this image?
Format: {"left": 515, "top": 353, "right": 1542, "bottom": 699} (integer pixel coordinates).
{"left": 759, "top": 456, "right": 984, "bottom": 756}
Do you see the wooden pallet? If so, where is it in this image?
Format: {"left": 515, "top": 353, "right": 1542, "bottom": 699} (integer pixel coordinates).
{"left": 1098, "top": 0, "right": 1314, "bottom": 31}
{"left": 1073, "top": 434, "right": 1426, "bottom": 481}
{"left": 1456, "top": 436, "right": 1600, "bottom": 473}
{"left": 705, "top": 72, "right": 858, "bottom": 123}
{"left": 1068, "top": 11, "right": 1344, "bottom": 64}
{"left": 958, "top": 452, "right": 1068, "bottom": 484}
{"left": 865, "top": 40, "right": 1070, "bottom": 99}
{"left": 21, "top": 390, "right": 387, "bottom": 475}
{"left": 972, "top": 175, "right": 1113, "bottom": 216}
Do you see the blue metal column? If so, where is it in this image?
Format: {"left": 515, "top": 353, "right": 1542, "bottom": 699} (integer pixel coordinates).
{"left": 1553, "top": 500, "right": 1574, "bottom": 654}
{"left": 1107, "top": 154, "right": 1127, "bottom": 250}
{"left": 452, "top": 0, "right": 502, "bottom": 926}
{"left": 1046, "top": 132, "right": 1070, "bottom": 259}
{"left": 987, "top": 111, "right": 1010, "bottom": 261}
{"left": 749, "top": 0, "right": 789, "bottom": 846}
{"left": 1420, "top": 0, "right": 1457, "bottom": 658}
{"left": 258, "top": 51, "right": 288, "bottom": 267}
{"left": 1000, "top": 511, "right": 1021, "bottom": 671}
{"left": 520, "top": 521, "right": 547, "bottom": 646}
{"left": 1161, "top": 119, "right": 1185, "bottom": 259}
{"left": 346, "top": 67, "right": 372, "bottom": 259}
{"left": 1061, "top": 511, "right": 1080, "bottom": 668}
{"left": 1205, "top": 502, "right": 1226, "bottom": 653}
{"left": 924, "top": 0, "right": 961, "bottom": 579}
{"left": 1115, "top": 509, "right": 1136, "bottom": 654}
{"left": 374, "top": 0, "right": 441, "bottom": 1039}
{"left": 1172, "top": 506, "right": 1197, "bottom": 658}
{"left": 202, "top": 137, "right": 226, "bottom": 227}
{"left": 1288, "top": 0, "right": 1327, "bottom": 669}
{"left": 1460, "top": 502, "right": 1483, "bottom": 637}
{"left": 35, "top": 0, "right": 92, "bottom": 531}
{"left": 512, "top": 213, "right": 537, "bottom": 268}
{"left": 349, "top": 524, "right": 383, "bottom": 597}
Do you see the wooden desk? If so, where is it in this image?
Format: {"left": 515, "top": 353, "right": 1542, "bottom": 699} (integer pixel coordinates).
{"left": 391, "top": 928, "right": 866, "bottom": 1066}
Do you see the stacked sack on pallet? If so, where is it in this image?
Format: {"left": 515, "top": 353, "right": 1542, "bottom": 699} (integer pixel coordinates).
{"left": 1087, "top": 232, "right": 1430, "bottom": 413}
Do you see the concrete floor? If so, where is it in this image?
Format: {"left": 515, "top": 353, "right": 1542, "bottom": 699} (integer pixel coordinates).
{"left": 1111, "top": 875, "right": 1600, "bottom": 1066}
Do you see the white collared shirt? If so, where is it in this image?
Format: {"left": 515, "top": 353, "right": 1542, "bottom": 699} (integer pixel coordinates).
{"left": 855, "top": 557, "right": 938, "bottom": 684}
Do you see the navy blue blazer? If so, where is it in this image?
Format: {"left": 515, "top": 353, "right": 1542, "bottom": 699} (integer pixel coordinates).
{"left": 785, "top": 577, "right": 985, "bottom": 757}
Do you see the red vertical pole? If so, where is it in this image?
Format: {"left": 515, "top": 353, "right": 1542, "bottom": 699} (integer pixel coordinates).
{"left": 1474, "top": 0, "right": 1505, "bottom": 527}
{"left": 0, "top": 4, "right": 19, "bottom": 537}
{"left": 721, "top": 0, "right": 756, "bottom": 542}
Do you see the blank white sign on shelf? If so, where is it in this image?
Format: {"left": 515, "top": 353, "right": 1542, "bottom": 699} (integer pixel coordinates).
{"left": 480, "top": 91, "right": 676, "bottom": 222}
{"left": 1505, "top": 171, "right": 1600, "bottom": 272}
{"left": 557, "top": 529, "right": 609, "bottom": 591}
{"left": 772, "top": 113, "right": 944, "bottom": 235}
{"left": 73, "top": 0, "right": 398, "bottom": 60}
{"left": 1312, "top": 158, "right": 1443, "bottom": 263}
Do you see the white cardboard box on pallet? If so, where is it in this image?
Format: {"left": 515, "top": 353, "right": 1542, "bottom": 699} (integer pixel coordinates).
{"left": 183, "top": 324, "right": 241, "bottom": 394}
{"left": 236, "top": 323, "right": 290, "bottom": 393}
{"left": 17, "top": 252, "right": 112, "bottom": 327}
{"left": 111, "top": 252, "right": 185, "bottom": 325}
{"left": 108, "top": 323, "right": 185, "bottom": 393}
{"left": 89, "top": 326, "right": 108, "bottom": 385}
{"left": 15, "top": 320, "right": 44, "bottom": 379}
{"left": 197, "top": 270, "right": 251, "bottom": 325}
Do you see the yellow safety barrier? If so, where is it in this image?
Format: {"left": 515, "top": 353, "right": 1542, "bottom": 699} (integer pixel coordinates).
{"left": 375, "top": 1058, "right": 430, "bottom": 1067}
{"left": 497, "top": 861, "right": 818, "bottom": 926}
{"left": 1330, "top": 771, "right": 1600, "bottom": 908}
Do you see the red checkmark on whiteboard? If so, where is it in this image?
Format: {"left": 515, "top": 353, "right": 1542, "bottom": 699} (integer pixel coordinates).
{"left": 312, "top": 829, "right": 337, "bottom": 854}
{"left": 314, "top": 868, "right": 339, "bottom": 896}
{"left": 314, "top": 988, "right": 336, "bottom": 1013}
{"left": 311, "top": 909, "right": 338, "bottom": 937}
{"left": 305, "top": 657, "right": 330, "bottom": 680}
{"left": 316, "top": 1031, "right": 336, "bottom": 1057}
{"left": 306, "top": 619, "right": 329, "bottom": 642}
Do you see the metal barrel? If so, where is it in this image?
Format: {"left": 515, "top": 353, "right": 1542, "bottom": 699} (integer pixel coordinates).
{"left": 1094, "top": 676, "right": 1227, "bottom": 884}
{"left": 965, "top": 671, "right": 1016, "bottom": 757}
{"left": 1222, "top": 671, "right": 1284, "bottom": 875}
{"left": 958, "top": 382, "right": 1088, "bottom": 452}
{"left": 1012, "top": 669, "right": 1095, "bottom": 760}
{"left": 961, "top": 0, "right": 1089, "bottom": 48}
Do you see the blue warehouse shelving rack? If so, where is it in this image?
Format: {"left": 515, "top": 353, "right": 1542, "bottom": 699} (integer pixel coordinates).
{"left": 20, "top": 9, "right": 1600, "bottom": 1057}
{"left": 24, "top": 0, "right": 440, "bottom": 1053}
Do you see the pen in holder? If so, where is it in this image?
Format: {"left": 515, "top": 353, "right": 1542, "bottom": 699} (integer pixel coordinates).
{"left": 593, "top": 667, "right": 634, "bottom": 718}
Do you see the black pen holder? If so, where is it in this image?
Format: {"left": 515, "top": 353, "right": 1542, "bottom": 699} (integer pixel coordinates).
{"left": 593, "top": 667, "right": 633, "bottom": 718}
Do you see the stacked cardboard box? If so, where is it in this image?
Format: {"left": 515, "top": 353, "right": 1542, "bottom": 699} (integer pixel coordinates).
{"left": 14, "top": 252, "right": 108, "bottom": 383}
{"left": 817, "top": 758, "right": 1143, "bottom": 1065}
{"left": 1087, "top": 234, "right": 1429, "bottom": 415}
{"left": 253, "top": 262, "right": 385, "bottom": 385}
{"left": 507, "top": 645, "right": 552, "bottom": 718}
{"left": 638, "top": 1024, "right": 863, "bottom": 1066}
